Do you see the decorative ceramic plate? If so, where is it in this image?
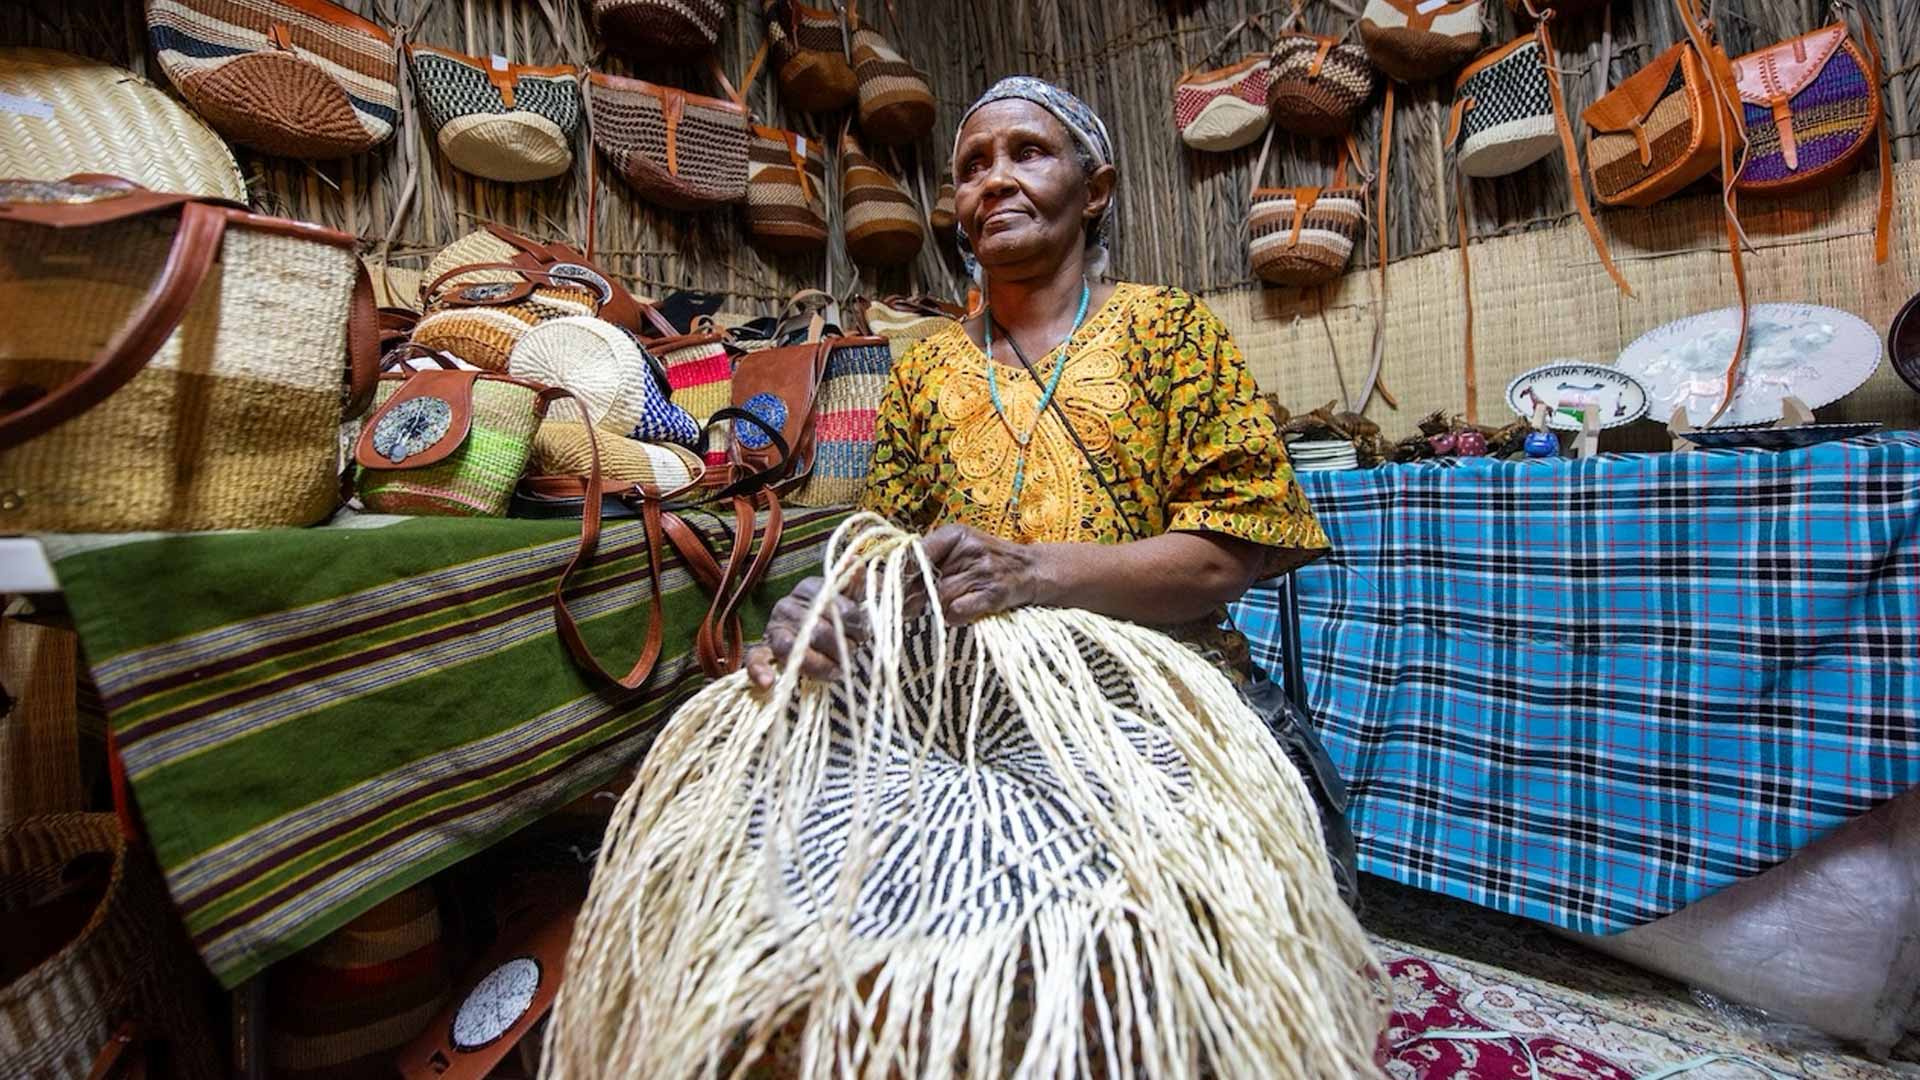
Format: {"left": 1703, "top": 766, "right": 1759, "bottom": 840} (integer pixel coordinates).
{"left": 1888, "top": 290, "right": 1920, "bottom": 395}
{"left": 1677, "top": 421, "right": 1882, "bottom": 451}
{"left": 1615, "top": 304, "right": 1881, "bottom": 427}
{"left": 1504, "top": 362, "right": 1650, "bottom": 431}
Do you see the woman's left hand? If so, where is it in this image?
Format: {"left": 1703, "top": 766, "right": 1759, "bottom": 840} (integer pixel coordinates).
{"left": 923, "top": 523, "right": 1052, "bottom": 624}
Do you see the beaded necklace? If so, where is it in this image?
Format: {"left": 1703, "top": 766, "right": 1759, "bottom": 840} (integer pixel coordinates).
{"left": 984, "top": 281, "right": 1091, "bottom": 514}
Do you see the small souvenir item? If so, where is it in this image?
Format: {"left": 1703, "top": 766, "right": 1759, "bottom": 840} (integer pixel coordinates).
{"left": 1453, "top": 429, "right": 1488, "bottom": 456}
{"left": 1524, "top": 430, "right": 1559, "bottom": 457}
{"left": 1615, "top": 305, "right": 1880, "bottom": 427}
{"left": 1678, "top": 422, "right": 1881, "bottom": 451}
{"left": 1505, "top": 362, "right": 1651, "bottom": 432}
{"left": 1427, "top": 432, "right": 1457, "bottom": 455}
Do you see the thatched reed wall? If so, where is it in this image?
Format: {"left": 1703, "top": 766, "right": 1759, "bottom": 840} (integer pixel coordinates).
{"left": 6, "top": 0, "right": 1918, "bottom": 429}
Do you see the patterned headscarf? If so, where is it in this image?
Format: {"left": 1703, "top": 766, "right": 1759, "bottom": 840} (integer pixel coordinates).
{"left": 951, "top": 76, "right": 1116, "bottom": 280}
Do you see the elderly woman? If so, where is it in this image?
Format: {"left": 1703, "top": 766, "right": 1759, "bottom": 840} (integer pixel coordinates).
{"left": 747, "top": 76, "right": 1330, "bottom": 693}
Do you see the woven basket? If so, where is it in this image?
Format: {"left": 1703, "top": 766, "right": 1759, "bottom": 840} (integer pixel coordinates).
{"left": 588, "top": 72, "right": 750, "bottom": 211}
{"left": 0, "top": 179, "right": 372, "bottom": 533}
{"left": 509, "top": 315, "right": 685, "bottom": 441}
{"left": 928, "top": 181, "right": 956, "bottom": 233}
{"left": 1174, "top": 55, "right": 1274, "bottom": 152}
{"left": 1451, "top": 37, "right": 1559, "bottom": 178}
{"left": 356, "top": 374, "right": 546, "bottom": 517}
{"left": 1248, "top": 133, "right": 1365, "bottom": 287}
{"left": 763, "top": 0, "right": 858, "bottom": 112}
{"left": 146, "top": 0, "right": 399, "bottom": 159}
{"left": 0, "top": 814, "right": 223, "bottom": 1080}
{"left": 1359, "top": 0, "right": 1483, "bottom": 83}
{"left": 593, "top": 0, "right": 729, "bottom": 55}
{"left": 1266, "top": 33, "right": 1378, "bottom": 137}
{"left": 851, "top": 23, "right": 935, "bottom": 144}
{"left": 0, "top": 48, "right": 246, "bottom": 201}
{"left": 746, "top": 124, "right": 830, "bottom": 255}
{"left": 790, "top": 339, "right": 894, "bottom": 508}
{"left": 652, "top": 330, "right": 735, "bottom": 427}
{"left": 534, "top": 423, "right": 703, "bottom": 487}
{"left": 1732, "top": 24, "right": 1882, "bottom": 196}
{"left": 842, "top": 134, "right": 924, "bottom": 266}
{"left": 408, "top": 44, "right": 580, "bottom": 183}
{"left": 413, "top": 285, "right": 600, "bottom": 372}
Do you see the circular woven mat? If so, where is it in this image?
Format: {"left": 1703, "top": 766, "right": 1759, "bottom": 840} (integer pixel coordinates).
{"left": 0, "top": 48, "right": 247, "bottom": 201}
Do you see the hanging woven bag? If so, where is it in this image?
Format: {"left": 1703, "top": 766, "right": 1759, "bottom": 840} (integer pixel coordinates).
{"left": 1247, "top": 129, "right": 1368, "bottom": 287}
{"left": 407, "top": 44, "right": 580, "bottom": 183}
{"left": 841, "top": 132, "right": 925, "bottom": 266}
{"left": 1730, "top": 7, "right": 1893, "bottom": 261}
{"left": 0, "top": 177, "right": 378, "bottom": 533}
{"left": 762, "top": 0, "right": 859, "bottom": 112}
{"left": 0, "top": 814, "right": 224, "bottom": 1080}
{"left": 592, "top": 0, "right": 730, "bottom": 55}
{"left": 746, "top": 124, "right": 831, "bottom": 255}
{"left": 145, "top": 0, "right": 398, "bottom": 158}
{"left": 1266, "top": 31, "right": 1379, "bottom": 137}
{"left": 1174, "top": 15, "right": 1280, "bottom": 154}
{"left": 588, "top": 68, "right": 751, "bottom": 211}
{"left": 1359, "top": 0, "right": 1483, "bottom": 82}
{"left": 1448, "top": 36, "right": 1558, "bottom": 176}
{"left": 928, "top": 179, "right": 957, "bottom": 233}
{"left": 848, "top": 1, "right": 936, "bottom": 144}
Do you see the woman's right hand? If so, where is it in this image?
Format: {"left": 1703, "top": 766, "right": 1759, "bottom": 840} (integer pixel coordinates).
{"left": 744, "top": 576, "right": 870, "bottom": 689}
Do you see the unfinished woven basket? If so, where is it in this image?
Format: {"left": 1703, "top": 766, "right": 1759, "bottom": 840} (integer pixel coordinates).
{"left": 0, "top": 47, "right": 246, "bottom": 201}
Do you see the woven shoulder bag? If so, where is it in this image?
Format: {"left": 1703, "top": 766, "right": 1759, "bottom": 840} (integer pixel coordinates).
{"left": 1731, "top": 9, "right": 1893, "bottom": 260}
{"left": 1247, "top": 129, "right": 1368, "bottom": 287}
{"left": 408, "top": 44, "right": 580, "bottom": 182}
{"left": 146, "top": 0, "right": 398, "bottom": 158}
{"left": 763, "top": 0, "right": 859, "bottom": 112}
{"left": 1174, "top": 15, "right": 1275, "bottom": 152}
{"left": 848, "top": 1, "right": 935, "bottom": 144}
{"left": 0, "top": 177, "right": 378, "bottom": 533}
{"left": 1267, "top": 31, "right": 1379, "bottom": 137}
{"left": 747, "top": 124, "right": 830, "bottom": 254}
{"left": 1360, "top": 0, "right": 1482, "bottom": 83}
{"left": 789, "top": 336, "right": 894, "bottom": 508}
{"left": 593, "top": 0, "right": 730, "bottom": 55}
{"left": 842, "top": 133, "right": 925, "bottom": 266}
{"left": 589, "top": 69, "right": 750, "bottom": 211}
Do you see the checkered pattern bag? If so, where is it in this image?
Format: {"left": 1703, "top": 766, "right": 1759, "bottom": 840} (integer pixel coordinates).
{"left": 592, "top": 0, "right": 729, "bottom": 54}
{"left": 746, "top": 124, "right": 829, "bottom": 254}
{"left": 1266, "top": 32, "right": 1378, "bottom": 137}
{"left": 1175, "top": 55, "right": 1274, "bottom": 151}
{"left": 1449, "top": 36, "right": 1556, "bottom": 178}
{"left": 588, "top": 71, "right": 750, "bottom": 211}
{"left": 147, "top": 0, "right": 398, "bottom": 158}
{"left": 762, "top": 0, "right": 858, "bottom": 112}
{"left": 408, "top": 44, "right": 580, "bottom": 182}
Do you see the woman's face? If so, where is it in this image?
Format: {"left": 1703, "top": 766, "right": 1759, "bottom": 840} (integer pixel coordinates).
{"left": 952, "top": 99, "right": 1113, "bottom": 278}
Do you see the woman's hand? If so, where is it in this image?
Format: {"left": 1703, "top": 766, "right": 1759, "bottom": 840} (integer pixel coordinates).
{"left": 922, "top": 523, "right": 1051, "bottom": 624}
{"left": 744, "top": 576, "right": 870, "bottom": 689}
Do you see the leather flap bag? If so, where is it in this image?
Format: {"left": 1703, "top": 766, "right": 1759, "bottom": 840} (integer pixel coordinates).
{"left": 1583, "top": 36, "right": 1732, "bottom": 209}
{"left": 354, "top": 348, "right": 554, "bottom": 517}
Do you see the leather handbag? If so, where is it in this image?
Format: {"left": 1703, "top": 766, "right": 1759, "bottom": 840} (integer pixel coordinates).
{"left": 0, "top": 176, "right": 378, "bottom": 533}
{"left": 423, "top": 223, "right": 649, "bottom": 334}
{"left": 848, "top": 1, "right": 936, "bottom": 144}
{"left": 1248, "top": 130, "right": 1367, "bottom": 287}
{"left": 721, "top": 332, "right": 843, "bottom": 494}
{"left": 1266, "top": 31, "right": 1379, "bottom": 137}
{"left": 592, "top": 0, "right": 729, "bottom": 55}
{"left": 1359, "top": 0, "right": 1483, "bottom": 83}
{"left": 354, "top": 347, "right": 566, "bottom": 517}
{"left": 407, "top": 44, "right": 581, "bottom": 183}
{"left": 746, "top": 124, "right": 830, "bottom": 255}
{"left": 841, "top": 132, "right": 925, "bottom": 266}
{"left": 588, "top": 69, "right": 750, "bottom": 211}
{"left": 762, "top": 0, "right": 858, "bottom": 112}
{"left": 1731, "top": 13, "right": 1893, "bottom": 261}
{"left": 146, "top": 0, "right": 398, "bottom": 158}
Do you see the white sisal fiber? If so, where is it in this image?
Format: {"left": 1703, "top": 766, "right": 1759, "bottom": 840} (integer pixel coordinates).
{"left": 543, "top": 514, "right": 1388, "bottom": 1079}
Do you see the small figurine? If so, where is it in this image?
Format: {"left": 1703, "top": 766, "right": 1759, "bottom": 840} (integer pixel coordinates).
{"left": 1427, "top": 432, "right": 1457, "bottom": 455}
{"left": 1524, "top": 430, "right": 1558, "bottom": 458}
{"left": 1454, "top": 429, "right": 1489, "bottom": 457}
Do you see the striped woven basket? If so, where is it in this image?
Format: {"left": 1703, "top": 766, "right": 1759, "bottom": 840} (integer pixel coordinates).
{"left": 1266, "top": 33, "right": 1378, "bottom": 137}
{"left": 746, "top": 124, "right": 830, "bottom": 255}
{"left": 763, "top": 0, "right": 858, "bottom": 112}
{"left": 0, "top": 814, "right": 223, "bottom": 1080}
{"left": 851, "top": 20, "right": 935, "bottom": 144}
{"left": 588, "top": 72, "right": 750, "bottom": 210}
{"left": 356, "top": 373, "right": 547, "bottom": 517}
{"left": 1248, "top": 131, "right": 1366, "bottom": 287}
{"left": 0, "top": 47, "right": 247, "bottom": 201}
{"left": 413, "top": 284, "right": 601, "bottom": 372}
{"left": 593, "top": 0, "right": 729, "bottom": 55}
{"left": 146, "top": 0, "right": 399, "bottom": 159}
{"left": 1732, "top": 23, "right": 1883, "bottom": 196}
{"left": 534, "top": 423, "right": 704, "bottom": 487}
{"left": 790, "top": 338, "right": 894, "bottom": 508}
{"left": 408, "top": 44, "right": 580, "bottom": 183}
{"left": 841, "top": 133, "right": 924, "bottom": 266}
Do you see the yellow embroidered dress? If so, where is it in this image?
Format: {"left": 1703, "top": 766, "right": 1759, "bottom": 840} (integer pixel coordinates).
{"left": 859, "top": 283, "right": 1329, "bottom": 576}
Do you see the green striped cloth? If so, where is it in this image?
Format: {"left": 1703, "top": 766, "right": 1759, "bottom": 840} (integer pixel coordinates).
{"left": 49, "top": 507, "right": 850, "bottom": 988}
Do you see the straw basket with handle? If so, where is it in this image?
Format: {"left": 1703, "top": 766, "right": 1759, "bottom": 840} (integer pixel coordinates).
{"left": 0, "top": 177, "right": 380, "bottom": 533}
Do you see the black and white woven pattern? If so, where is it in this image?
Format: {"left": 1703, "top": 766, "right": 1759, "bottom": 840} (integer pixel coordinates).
{"left": 1456, "top": 41, "right": 1549, "bottom": 146}
{"left": 410, "top": 51, "right": 581, "bottom": 136}
{"left": 755, "top": 617, "right": 1191, "bottom": 940}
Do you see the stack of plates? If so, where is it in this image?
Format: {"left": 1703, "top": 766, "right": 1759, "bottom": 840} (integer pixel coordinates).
{"left": 1288, "top": 439, "right": 1359, "bottom": 471}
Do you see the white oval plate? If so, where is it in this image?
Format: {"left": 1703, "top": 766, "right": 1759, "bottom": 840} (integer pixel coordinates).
{"left": 1505, "top": 362, "right": 1650, "bottom": 431}
{"left": 1615, "top": 304, "right": 1881, "bottom": 428}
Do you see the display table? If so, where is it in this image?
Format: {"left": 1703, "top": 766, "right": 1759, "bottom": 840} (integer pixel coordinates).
{"left": 44, "top": 506, "right": 852, "bottom": 988}
{"left": 1233, "top": 433, "right": 1920, "bottom": 935}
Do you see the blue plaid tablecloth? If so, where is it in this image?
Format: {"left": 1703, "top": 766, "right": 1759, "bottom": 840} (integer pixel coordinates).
{"left": 1232, "top": 433, "right": 1920, "bottom": 934}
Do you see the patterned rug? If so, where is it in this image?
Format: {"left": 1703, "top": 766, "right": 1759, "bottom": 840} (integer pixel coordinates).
{"left": 1362, "top": 877, "right": 1920, "bottom": 1079}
